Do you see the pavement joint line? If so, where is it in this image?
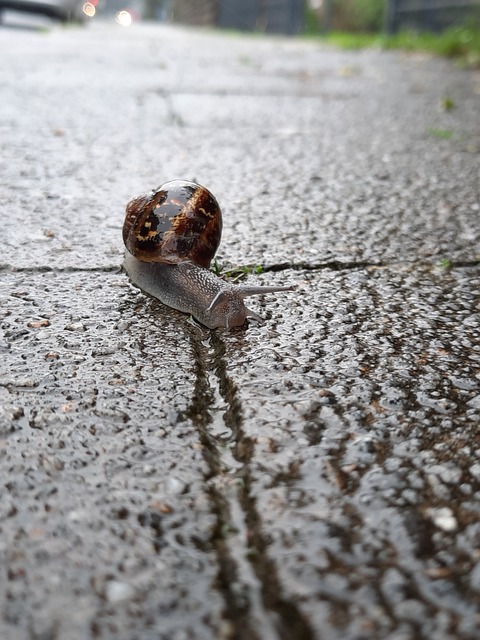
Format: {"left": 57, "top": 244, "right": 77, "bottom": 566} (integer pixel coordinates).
{"left": 0, "top": 260, "right": 478, "bottom": 277}
{"left": 263, "top": 259, "right": 480, "bottom": 272}
{"left": 0, "top": 265, "right": 123, "bottom": 274}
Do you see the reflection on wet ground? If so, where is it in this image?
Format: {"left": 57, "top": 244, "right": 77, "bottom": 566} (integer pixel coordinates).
{"left": 1, "top": 20, "right": 479, "bottom": 640}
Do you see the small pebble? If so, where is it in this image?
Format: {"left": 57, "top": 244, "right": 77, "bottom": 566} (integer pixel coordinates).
{"left": 105, "top": 580, "right": 135, "bottom": 603}
{"left": 164, "top": 476, "right": 186, "bottom": 495}
{"left": 467, "top": 395, "right": 480, "bottom": 409}
{"left": 427, "top": 507, "right": 457, "bottom": 532}
{"left": 470, "top": 463, "right": 480, "bottom": 481}
{"left": 469, "top": 563, "right": 480, "bottom": 592}
{"left": 65, "top": 322, "right": 86, "bottom": 332}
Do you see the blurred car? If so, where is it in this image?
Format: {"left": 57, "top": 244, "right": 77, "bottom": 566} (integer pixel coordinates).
{"left": 0, "top": 0, "right": 86, "bottom": 22}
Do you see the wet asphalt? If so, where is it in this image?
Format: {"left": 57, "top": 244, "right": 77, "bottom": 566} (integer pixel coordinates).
{"left": 1, "top": 15, "right": 480, "bottom": 640}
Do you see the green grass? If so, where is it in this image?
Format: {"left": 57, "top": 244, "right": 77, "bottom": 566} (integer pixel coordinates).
{"left": 315, "top": 26, "right": 480, "bottom": 66}
{"left": 439, "top": 257, "right": 453, "bottom": 269}
{"left": 440, "top": 96, "right": 455, "bottom": 111}
{"left": 427, "top": 128, "right": 454, "bottom": 139}
{"left": 211, "top": 260, "right": 264, "bottom": 282}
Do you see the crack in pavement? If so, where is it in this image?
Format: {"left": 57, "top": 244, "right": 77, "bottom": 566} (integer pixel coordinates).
{"left": 262, "top": 259, "right": 480, "bottom": 272}
{"left": 1, "top": 258, "right": 478, "bottom": 277}
{"left": 0, "top": 265, "right": 124, "bottom": 273}
{"left": 183, "top": 327, "right": 314, "bottom": 640}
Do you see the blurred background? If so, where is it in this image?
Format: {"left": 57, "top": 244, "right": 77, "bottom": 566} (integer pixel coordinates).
{"left": 96, "top": 0, "right": 480, "bottom": 36}
{"left": 1, "top": 0, "right": 479, "bottom": 64}
{"left": 78, "top": 0, "right": 480, "bottom": 67}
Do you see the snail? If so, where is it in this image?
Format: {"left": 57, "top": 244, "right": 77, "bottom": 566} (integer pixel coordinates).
{"left": 122, "top": 180, "right": 293, "bottom": 329}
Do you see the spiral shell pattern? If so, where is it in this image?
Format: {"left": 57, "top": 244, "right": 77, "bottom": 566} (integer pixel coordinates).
{"left": 123, "top": 180, "right": 222, "bottom": 268}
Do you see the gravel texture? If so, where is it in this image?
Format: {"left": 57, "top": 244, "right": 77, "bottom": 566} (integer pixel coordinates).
{"left": 0, "top": 16, "right": 479, "bottom": 640}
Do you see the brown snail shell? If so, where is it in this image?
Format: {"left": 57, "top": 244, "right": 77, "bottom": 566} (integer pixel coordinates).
{"left": 122, "top": 179, "right": 222, "bottom": 268}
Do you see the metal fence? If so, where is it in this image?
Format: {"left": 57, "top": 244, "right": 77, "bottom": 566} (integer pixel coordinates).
{"left": 171, "top": 0, "right": 306, "bottom": 35}
{"left": 385, "top": 0, "right": 480, "bottom": 33}
{"left": 171, "top": 0, "right": 479, "bottom": 36}
{"left": 172, "top": 0, "right": 305, "bottom": 35}
{"left": 217, "top": 0, "right": 305, "bottom": 35}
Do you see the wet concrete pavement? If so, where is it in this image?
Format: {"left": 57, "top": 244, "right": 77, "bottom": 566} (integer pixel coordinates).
{"left": 1, "top": 17, "right": 480, "bottom": 640}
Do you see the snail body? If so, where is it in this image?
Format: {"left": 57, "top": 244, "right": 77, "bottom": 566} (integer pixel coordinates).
{"left": 122, "top": 180, "right": 293, "bottom": 329}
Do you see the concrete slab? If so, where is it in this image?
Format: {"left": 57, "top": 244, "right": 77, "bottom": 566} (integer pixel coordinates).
{"left": 1, "top": 23, "right": 478, "bottom": 271}
{"left": 1, "top": 18, "right": 479, "bottom": 640}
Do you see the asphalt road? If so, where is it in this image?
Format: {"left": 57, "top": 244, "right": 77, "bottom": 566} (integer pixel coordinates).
{"left": 1, "top": 15, "right": 480, "bottom": 640}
